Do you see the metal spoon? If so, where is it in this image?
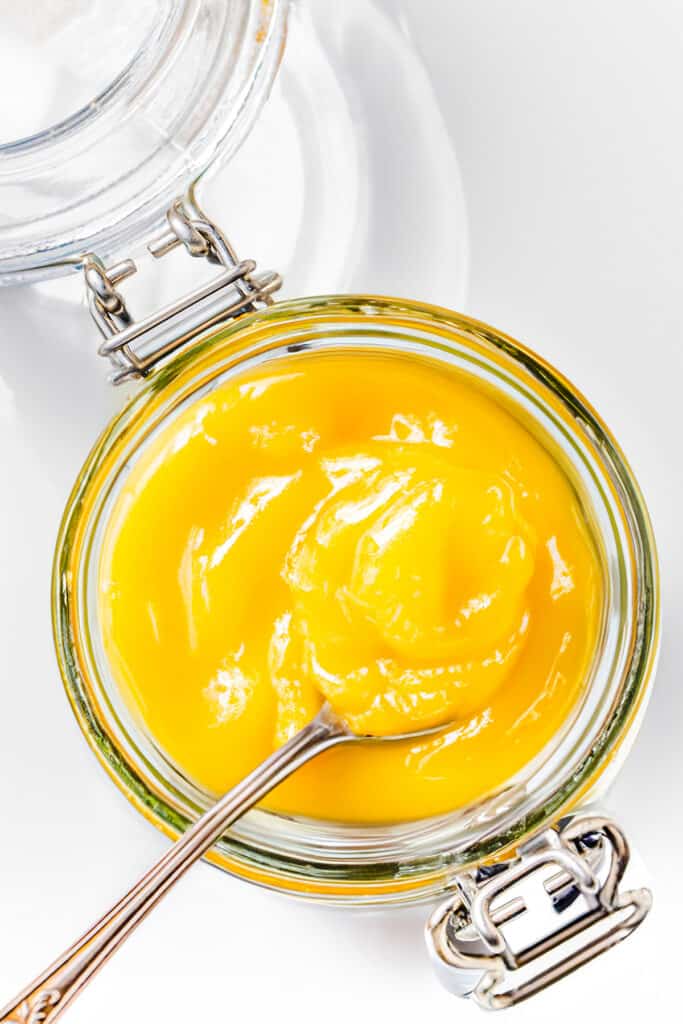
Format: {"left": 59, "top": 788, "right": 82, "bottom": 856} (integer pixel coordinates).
{"left": 0, "top": 703, "right": 441, "bottom": 1024}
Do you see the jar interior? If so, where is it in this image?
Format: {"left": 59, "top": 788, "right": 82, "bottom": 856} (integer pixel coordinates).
{"left": 0, "top": 1, "right": 159, "bottom": 145}
{"left": 54, "top": 299, "right": 657, "bottom": 902}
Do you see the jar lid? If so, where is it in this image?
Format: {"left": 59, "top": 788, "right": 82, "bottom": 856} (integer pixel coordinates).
{"left": 0, "top": 0, "right": 287, "bottom": 284}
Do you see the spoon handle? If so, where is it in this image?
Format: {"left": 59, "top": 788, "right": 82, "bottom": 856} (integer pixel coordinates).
{"left": 0, "top": 708, "right": 347, "bottom": 1024}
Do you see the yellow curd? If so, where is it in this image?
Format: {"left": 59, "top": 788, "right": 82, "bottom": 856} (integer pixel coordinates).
{"left": 99, "top": 352, "right": 602, "bottom": 823}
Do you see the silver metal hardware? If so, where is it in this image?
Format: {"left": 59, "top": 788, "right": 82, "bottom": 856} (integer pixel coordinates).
{"left": 84, "top": 196, "right": 282, "bottom": 385}
{"left": 0, "top": 703, "right": 466, "bottom": 1024}
{"left": 0, "top": 706, "right": 350, "bottom": 1024}
{"left": 426, "top": 815, "right": 651, "bottom": 1010}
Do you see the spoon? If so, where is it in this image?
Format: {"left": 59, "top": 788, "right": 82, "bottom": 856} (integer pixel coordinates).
{"left": 0, "top": 703, "right": 441, "bottom": 1024}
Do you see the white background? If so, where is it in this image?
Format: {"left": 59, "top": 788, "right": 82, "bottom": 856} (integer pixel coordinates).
{"left": 1, "top": 1, "right": 681, "bottom": 1021}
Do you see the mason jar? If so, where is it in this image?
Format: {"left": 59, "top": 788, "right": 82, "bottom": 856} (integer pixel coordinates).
{"left": 0, "top": 0, "right": 660, "bottom": 1013}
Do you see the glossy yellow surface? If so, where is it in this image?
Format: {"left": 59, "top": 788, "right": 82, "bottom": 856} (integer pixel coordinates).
{"left": 99, "top": 352, "right": 602, "bottom": 822}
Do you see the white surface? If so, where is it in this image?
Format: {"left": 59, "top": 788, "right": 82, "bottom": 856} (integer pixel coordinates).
{"left": 0, "top": 0, "right": 680, "bottom": 1021}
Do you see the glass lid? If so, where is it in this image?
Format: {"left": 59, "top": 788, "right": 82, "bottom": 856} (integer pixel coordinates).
{"left": 0, "top": 0, "right": 288, "bottom": 284}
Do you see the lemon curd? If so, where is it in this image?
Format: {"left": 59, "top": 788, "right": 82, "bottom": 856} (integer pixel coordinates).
{"left": 99, "top": 352, "right": 603, "bottom": 823}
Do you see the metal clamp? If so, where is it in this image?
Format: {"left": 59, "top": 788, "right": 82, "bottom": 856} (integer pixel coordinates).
{"left": 84, "top": 196, "right": 282, "bottom": 384}
{"left": 426, "top": 815, "right": 651, "bottom": 1010}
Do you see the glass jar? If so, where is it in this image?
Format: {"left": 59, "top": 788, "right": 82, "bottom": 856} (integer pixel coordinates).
{"left": 0, "top": 0, "right": 287, "bottom": 283}
{"left": 53, "top": 293, "right": 659, "bottom": 898}
{"left": 0, "top": 0, "right": 660, "bottom": 1011}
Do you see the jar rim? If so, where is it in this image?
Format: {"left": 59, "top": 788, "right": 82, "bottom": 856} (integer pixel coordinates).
{"left": 52, "top": 295, "right": 660, "bottom": 905}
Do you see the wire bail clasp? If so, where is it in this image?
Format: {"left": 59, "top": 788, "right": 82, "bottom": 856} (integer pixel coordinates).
{"left": 426, "top": 814, "right": 651, "bottom": 1010}
{"left": 84, "top": 196, "right": 282, "bottom": 384}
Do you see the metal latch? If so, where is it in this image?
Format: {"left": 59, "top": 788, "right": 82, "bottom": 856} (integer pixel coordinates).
{"left": 426, "top": 815, "right": 651, "bottom": 1010}
{"left": 84, "top": 196, "right": 282, "bottom": 385}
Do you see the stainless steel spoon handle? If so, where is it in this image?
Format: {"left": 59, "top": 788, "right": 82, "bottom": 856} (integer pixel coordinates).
{"left": 0, "top": 707, "right": 348, "bottom": 1024}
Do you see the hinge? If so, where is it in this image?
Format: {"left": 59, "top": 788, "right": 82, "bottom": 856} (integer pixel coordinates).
{"left": 84, "top": 196, "right": 282, "bottom": 385}
{"left": 426, "top": 814, "right": 651, "bottom": 1010}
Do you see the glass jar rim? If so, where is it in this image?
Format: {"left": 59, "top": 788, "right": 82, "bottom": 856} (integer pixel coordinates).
{"left": 0, "top": 0, "right": 288, "bottom": 284}
{"left": 52, "top": 295, "right": 660, "bottom": 904}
